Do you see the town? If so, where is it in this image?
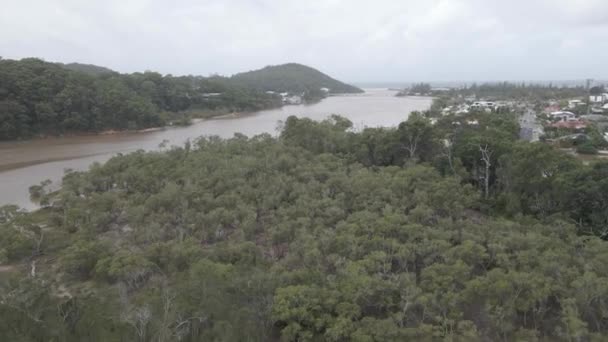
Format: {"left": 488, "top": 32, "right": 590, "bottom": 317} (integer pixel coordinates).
{"left": 400, "top": 81, "right": 608, "bottom": 158}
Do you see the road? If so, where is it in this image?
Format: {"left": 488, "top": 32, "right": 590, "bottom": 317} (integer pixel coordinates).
{"left": 519, "top": 108, "right": 544, "bottom": 142}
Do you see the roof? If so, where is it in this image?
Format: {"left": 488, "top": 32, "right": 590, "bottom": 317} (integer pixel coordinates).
{"left": 550, "top": 111, "right": 575, "bottom": 116}
{"left": 550, "top": 120, "right": 587, "bottom": 129}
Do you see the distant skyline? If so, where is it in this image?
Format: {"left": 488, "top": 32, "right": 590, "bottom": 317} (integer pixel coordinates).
{"left": 1, "top": 0, "right": 607, "bottom": 83}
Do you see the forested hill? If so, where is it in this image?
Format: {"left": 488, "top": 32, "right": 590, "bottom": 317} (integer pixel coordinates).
{"left": 0, "top": 58, "right": 284, "bottom": 140}
{"left": 231, "top": 63, "right": 364, "bottom": 94}
{"left": 59, "top": 62, "right": 116, "bottom": 76}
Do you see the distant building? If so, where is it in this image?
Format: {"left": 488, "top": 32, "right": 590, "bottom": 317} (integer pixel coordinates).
{"left": 550, "top": 120, "right": 587, "bottom": 130}
{"left": 470, "top": 101, "right": 496, "bottom": 113}
{"left": 284, "top": 95, "right": 302, "bottom": 105}
{"left": 589, "top": 95, "right": 604, "bottom": 104}
{"left": 550, "top": 111, "right": 576, "bottom": 121}
{"left": 455, "top": 104, "right": 470, "bottom": 114}
{"left": 580, "top": 114, "right": 608, "bottom": 122}
{"left": 320, "top": 87, "right": 330, "bottom": 93}
{"left": 544, "top": 105, "right": 561, "bottom": 114}
{"left": 202, "top": 93, "right": 222, "bottom": 98}
{"left": 471, "top": 101, "right": 496, "bottom": 108}
{"left": 568, "top": 100, "right": 584, "bottom": 109}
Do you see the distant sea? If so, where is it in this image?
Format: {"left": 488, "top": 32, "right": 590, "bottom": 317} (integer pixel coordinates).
{"left": 353, "top": 80, "right": 607, "bottom": 90}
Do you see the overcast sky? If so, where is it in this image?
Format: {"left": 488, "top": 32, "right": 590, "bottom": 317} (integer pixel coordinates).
{"left": 1, "top": 0, "right": 607, "bottom": 82}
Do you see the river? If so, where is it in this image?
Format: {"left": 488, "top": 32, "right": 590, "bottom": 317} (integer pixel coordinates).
{"left": 0, "top": 89, "right": 431, "bottom": 209}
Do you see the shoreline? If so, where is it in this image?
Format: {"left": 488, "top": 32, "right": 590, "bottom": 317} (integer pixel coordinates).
{"left": 1, "top": 126, "right": 167, "bottom": 144}
{"left": 0, "top": 92, "right": 369, "bottom": 144}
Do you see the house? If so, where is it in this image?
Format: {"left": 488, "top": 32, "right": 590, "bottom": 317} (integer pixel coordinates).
{"left": 581, "top": 114, "right": 608, "bottom": 122}
{"left": 284, "top": 95, "right": 302, "bottom": 105}
{"left": 568, "top": 100, "right": 584, "bottom": 109}
{"left": 471, "top": 101, "right": 496, "bottom": 108}
{"left": 202, "top": 93, "right": 222, "bottom": 98}
{"left": 455, "top": 104, "right": 470, "bottom": 114}
{"left": 320, "top": 87, "right": 330, "bottom": 93}
{"left": 471, "top": 101, "right": 496, "bottom": 113}
{"left": 550, "top": 111, "right": 576, "bottom": 121}
{"left": 550, "top": 119, "right": 587, "bottom": 130}
{"left": 544, "top": 105, "right": 561, "bottom": 114}
{"left": 589, "top": 95, "right": 604, "bottom": 104}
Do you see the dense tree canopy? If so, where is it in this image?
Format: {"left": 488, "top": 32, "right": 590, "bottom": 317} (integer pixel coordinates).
{"left": 454, "top": 82, "right": 588, "bottom": 101}
{"left": 0, "top": 58, "right": 287, "bottom": 140}
{"left": 1, "top": 112, "right": 608, "bottom": 341}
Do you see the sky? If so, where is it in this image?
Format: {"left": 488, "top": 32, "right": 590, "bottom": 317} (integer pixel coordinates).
{"left": 1, "top": 0, "right": 607, "bottom": 83}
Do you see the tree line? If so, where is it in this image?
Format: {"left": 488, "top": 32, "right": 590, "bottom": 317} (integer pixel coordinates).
{"left": 0, "top": 58, "right": 283, "bottom": 140}
{"left": 1, "top": 111, "right": 608, "bottom": 341}
{"left": 454, "top": 82, "right": 588, "bottom": 101}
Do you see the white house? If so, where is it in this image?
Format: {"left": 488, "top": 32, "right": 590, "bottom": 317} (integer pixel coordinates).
{"left": 455, "top": 104, "right": 470, "bottom": 114}
{"left": 589, "top": 95, "right": 604, "bottom": 104}
{"left": 284, "top": 95, "right": 302, "bottom": 105}
{"left": 550, "top": 111, "right": 576, "bottom": 121}
{"left": 568, "top": 100, "right": 584, "bottom": 109}
{"left": 470, "top": 101, "right": 496, "bottom": 113}
{"left": 471, "top": 101, "right": 496, "bottom": 108}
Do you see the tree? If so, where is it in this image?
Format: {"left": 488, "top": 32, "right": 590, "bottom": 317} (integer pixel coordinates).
{"left": 397, "top": 112, "right": 436, "bottom": 163}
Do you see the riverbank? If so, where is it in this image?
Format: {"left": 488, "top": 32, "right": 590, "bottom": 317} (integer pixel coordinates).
{"left": 0, "top": 89, "right": 432, "bottom": 209}
{"left": 0, "top": 108, "right": 254, "bottom": 143}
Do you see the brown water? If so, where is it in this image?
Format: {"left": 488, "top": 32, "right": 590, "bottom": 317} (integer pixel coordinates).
{"left": 0, "top": 89, "right": 431, "bottom": 209}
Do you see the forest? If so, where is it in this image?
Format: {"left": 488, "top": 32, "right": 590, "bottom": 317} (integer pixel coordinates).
{"left": 0, "top": 59, "right": 362, "bottom": 141}
{"left": 1, "top": 109, "right": 608, "bottom": 341}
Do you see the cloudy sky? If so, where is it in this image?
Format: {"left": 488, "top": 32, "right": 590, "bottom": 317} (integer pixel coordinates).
{"left": 1, "top": 0, "right": 607, "bottom": 82}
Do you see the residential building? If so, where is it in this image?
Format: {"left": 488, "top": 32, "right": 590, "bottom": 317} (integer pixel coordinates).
{"left": 568, "top": 100, "right": 584, "bottom": 109}
{"left": 589, "top": 95, "right": 604, "bottom": 104}
{"left": 550, "top": 111, "right": 576, "bottom": 121}
{"left": 550, "top": 120, "right": 587, "bottom": 130}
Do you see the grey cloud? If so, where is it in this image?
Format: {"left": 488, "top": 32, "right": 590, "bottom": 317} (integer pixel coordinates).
{"left": 0, "top": 0, "right": 607, "bottom": 82}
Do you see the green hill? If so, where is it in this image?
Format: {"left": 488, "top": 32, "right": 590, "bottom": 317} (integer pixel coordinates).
{"left": 59, "top": 62, "right": 116, "bottom": 75}
{"left": 231, "top": 63, "right": 363, "bottom": 94}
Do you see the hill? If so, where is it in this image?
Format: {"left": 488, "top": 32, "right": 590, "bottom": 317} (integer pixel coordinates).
{"left": 59, "top": 62, "right": 116, "bottom": 75}
{"left": 231, "top": 63, "right": 364, "bottom": 94}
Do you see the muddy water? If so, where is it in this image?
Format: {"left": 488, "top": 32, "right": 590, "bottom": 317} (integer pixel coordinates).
{"left": 0, "top": 89, "right": 431, "bottom": 209}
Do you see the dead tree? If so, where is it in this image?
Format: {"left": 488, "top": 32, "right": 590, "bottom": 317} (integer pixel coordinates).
{"left": 479, "top": 144, "right": 493, "bottom": 200}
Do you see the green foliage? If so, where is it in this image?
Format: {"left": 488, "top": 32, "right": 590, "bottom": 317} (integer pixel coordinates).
{"left": 2, "top": 114, "right": 608, "bottom": 341}
{"left": 0, "top": 58, "right": 287, "bottom": 140}
{"left": 576, "top": 142, "right": 598, "bottom": 155}
{"left": 458, "top": 82, "right": 588, "bottom": 101}
{"left": 60, "top": 240, "right": 107, "bottom": 279}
